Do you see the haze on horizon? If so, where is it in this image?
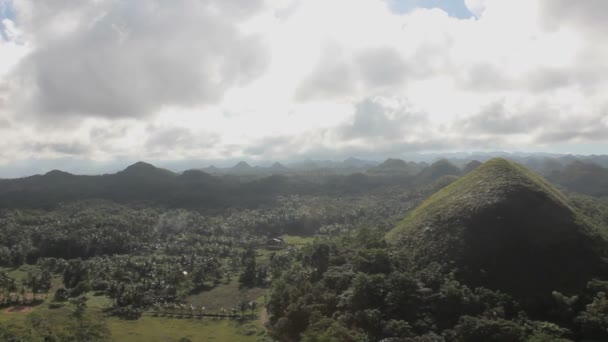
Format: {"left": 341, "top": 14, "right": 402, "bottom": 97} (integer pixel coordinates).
{"left": 1, "top": 0, "right": 607, "bottom": 177}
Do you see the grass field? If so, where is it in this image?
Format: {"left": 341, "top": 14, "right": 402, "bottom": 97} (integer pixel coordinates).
{"left": 1, "top": 270, "right": 270, "bottom": 341}
{"left": 0, "top": 299, "right": 269, "bottom": 342}
{"left": 107, "top": 316, "right": 265, "bottom": 342}
{"left": 282, "top": 234, "right": 315, "bottom": 245}
{"left": 0, "top": 307, "right": 29, "bottom": 324}
{"left": 187, "top": 277, "right": 267, "bottom": 313}
{"left": 0, "top": 247, "right": 283, "bottom": 342}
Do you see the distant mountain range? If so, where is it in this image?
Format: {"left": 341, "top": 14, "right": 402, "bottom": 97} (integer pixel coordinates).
{"left": 201, "top": 161, "right": 291, "bottom": 175}
{"left": 1, "top": 154, "right": 607, "bottom": 210}
{"left": 2, "top": 152, "right": 608, "bottom": 179}
{"left": 198, "top": 158, "right": 378, "bottom": 176}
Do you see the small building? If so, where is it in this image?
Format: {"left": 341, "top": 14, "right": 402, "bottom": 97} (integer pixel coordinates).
{"left": 265, "top": 237, "right": 286, "bottom": 250}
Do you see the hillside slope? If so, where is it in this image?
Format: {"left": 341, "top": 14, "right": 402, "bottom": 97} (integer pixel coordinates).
{"left": 548, "top": 160, "right": 608, "bottom": 197}
{"left": 387, "top": 158, "right": 608, "bottom": 300}
{"left": 462, "top": 160, "right": 482, "bottom": 174}
{"left": 415, "top": 159, "right": 461, "bottom": 184}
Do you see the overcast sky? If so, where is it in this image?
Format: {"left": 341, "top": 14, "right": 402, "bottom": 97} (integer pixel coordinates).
{"left": 1, "top": 0, "right": 607, "bottom": 176}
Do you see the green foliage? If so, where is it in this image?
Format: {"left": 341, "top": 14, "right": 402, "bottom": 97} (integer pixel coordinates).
{"left": 239, "top": 248, "right": 260, "bottom": 288}
{"left": 570, "top": 194, "right": 608, "bottom": 233}
{"left": 575, "top": 291, "right": 608, "bottom": 340}
{"left": 1, "top": 157, "right": 606, "bottom": 341}
{"left": 309, "top": 243, "right": 330, "bottom": 280}
{"left": 386, "top": 158, "right": 608, "bottom": 301}
{"left": 0, "top": 307, "right": 111, "bottom": 341}
{"left": 353, "top": 248, "right": 391, "bottom": 274}
{"left": 548, "top": 160, "right": 608, "bottom": 197}
{"left": 445, "top": 316, "right": 527, "bottom": 342}
{"left": 387, "top": 158, "right": 575, "bottom": 241}
{"left": 301, "top": 318, "right": 365, "bottom": 342}
{"left": 265, "top": 227, "right": 606, "bottom": 342}
{"left": 415, "top": 159, "right": 461, "bottom": 185}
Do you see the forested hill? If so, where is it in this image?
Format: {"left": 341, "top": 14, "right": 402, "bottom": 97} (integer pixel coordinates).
{"left": 0, "top": 162, "right": 299, "bottom": 209}
{"left": 2, "top": 157, "right": 608, "bottom": 210}
{"left": 0, "top": 161, "right": 427, "bottom": 210}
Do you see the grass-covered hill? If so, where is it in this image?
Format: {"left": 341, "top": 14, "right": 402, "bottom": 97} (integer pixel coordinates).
{"left": 367, "top": 158, "right": 424, "bottom": 176}
{"left": 387, "top": 158, "right": 608, "bottom": 302}
{"left": 462, "top": 159, "right": 483, "bottom": 174}
{"left": 415, "top": 159, "right": 461, "bottom": 183}
{"left": 548, "top": 160, "right": 608, "bottom": 197}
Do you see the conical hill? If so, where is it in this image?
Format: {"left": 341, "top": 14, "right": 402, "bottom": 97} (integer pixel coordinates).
{"left": 387, "top": 158, "right": 608, "bottom": 299}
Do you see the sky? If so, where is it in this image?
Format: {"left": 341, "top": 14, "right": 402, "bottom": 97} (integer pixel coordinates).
{"left": 0, "top": 0, "right": 607, "bottom": 176}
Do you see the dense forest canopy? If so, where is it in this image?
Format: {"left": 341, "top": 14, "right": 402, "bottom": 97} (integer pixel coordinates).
{"left": 0, "top": 156, "right": 606, "bottom": 341}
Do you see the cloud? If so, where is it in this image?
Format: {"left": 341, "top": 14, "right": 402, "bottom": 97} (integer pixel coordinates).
{"left": 339, "top": 97, "right": 425, "bottom": 140}
{"left": 456, "top": 101, "right": 548, "bottom": 135}
{"left": 464, "top": 0, "right": 488, "bottom": 17}
{"left": 28, "top": 141, "right": 91, "bottom": 156}
{"left": 90, "top": 124, "right": 128, "bottom": 141}
{"left": 539, "top": 0, "right": 608, "bottom": 35}
{"left": 143, "top": 125, "right": 221, "bottom": 159}
{"left": 11, "top": 0, "right": 270, "bottom": 120}
{"left": 356, "top": 47, "right": 408, "bottom": 88}
{"left": 526, "top": 65, "right": 607, "bottom": 94}
{"left": 535, "top": 109, "right": 608, "bottom": 144}
{"left": 0, "top": 118, "right": 10, "bottom": 129}
{"left": 459, "top": 63, "right": 514, "bottom": 92}
{"left": 537, "top": 128, "right": 608, "bottom": 144}
{"left": 295, "top": 46, "right": 410, "bottom": 102}
{"left": 243, "top": 96, "right": 442, "bottom": 160}
{"left": 1, "top": 0, "right": 608, "bottom": 174}
{"left": 244, "top": 136, "right": 294, "bottom": 156}
{"left": 294, "top": 44, "right": 355, "bottom": 101}
{"left": 456, "top": 100, "right": 608, "bottom": 146}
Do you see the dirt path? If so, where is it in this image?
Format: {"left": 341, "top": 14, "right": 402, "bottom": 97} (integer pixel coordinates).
{"left": 258, "top": 307, "right": 269, "bottom": 326}
{"left": 2, "top": 305, "right": 34, "bottom": 314}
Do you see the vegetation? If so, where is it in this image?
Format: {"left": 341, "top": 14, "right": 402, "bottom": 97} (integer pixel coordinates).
{"left": 387, "top": 158, "right": 608, "bottom": 301}
{"left": 266, "top": 228, "right": 608, "bottom": 341}
{"left": 0, "top": 158, "right": 606, "bottom": 341}
{"left": 548, "top": 160, "right": 608, "bottom": 198}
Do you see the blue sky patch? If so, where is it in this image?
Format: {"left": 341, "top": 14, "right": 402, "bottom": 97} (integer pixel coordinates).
{"left": 388, "top": 0, "right": 474, "bottom": 19}
{"left": 0, "top": 0, "right": 15, "bottom": 21}
{"left": 0, "top": 0, "right": 16, "bottom": 41}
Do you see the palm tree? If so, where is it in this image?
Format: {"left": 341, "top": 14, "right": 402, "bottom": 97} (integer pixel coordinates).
{"left": 239, "top": 300, "right": 249, "bottom": 318}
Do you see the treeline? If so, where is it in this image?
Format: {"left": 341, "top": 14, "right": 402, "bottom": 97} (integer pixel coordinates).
{"left": 0, "top": 187, "right": 425, "bottom": 318}
{"left": 0, "top": 187, "right": 427, "bottom": 266}
{"left": 0, "top": 159, "right": 457, "bottom": 210}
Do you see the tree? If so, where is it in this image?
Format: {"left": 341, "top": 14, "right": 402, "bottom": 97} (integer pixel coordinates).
{"left": 575, "top": 292, "right": 608, "bottom": 340}
{"left": 63, "top": 259, "right": 88, "bottom": 290}
{"left": 24, "top": 268, "right": 52, "bottom": 299}
{"left": 446, "top": 316, "right": 526, "bottom": 342}
{"left": 239, "top": 256, "right": 257, "bottom": 288}
{"left": 310, "top": 243, "right": 330, "bottom": 281}
{"left": 70, "top": 295, "right": 88, "bottom": 319}
{"left": 239, "top": 300, "right": 249, "bottom": 318}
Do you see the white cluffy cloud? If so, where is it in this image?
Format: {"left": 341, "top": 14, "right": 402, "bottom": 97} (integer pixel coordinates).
{"left": 0, "top": 0, "right": 607, "bottom": 175}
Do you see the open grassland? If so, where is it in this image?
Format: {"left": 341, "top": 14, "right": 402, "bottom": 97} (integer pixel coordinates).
{"left": 282, "top": 234, "right": 315, "bottom": 245}
{"left": 107, "top": 316, "right": 265, "bottom": 342}
{"left": 187, "top": 278, "right": 267, "bottom": 313}
{"left": 1, "top": 267, "right": 271, "bottom": 341}
{"left": 0, "top": 298, "right": 269, "bottom": 341}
